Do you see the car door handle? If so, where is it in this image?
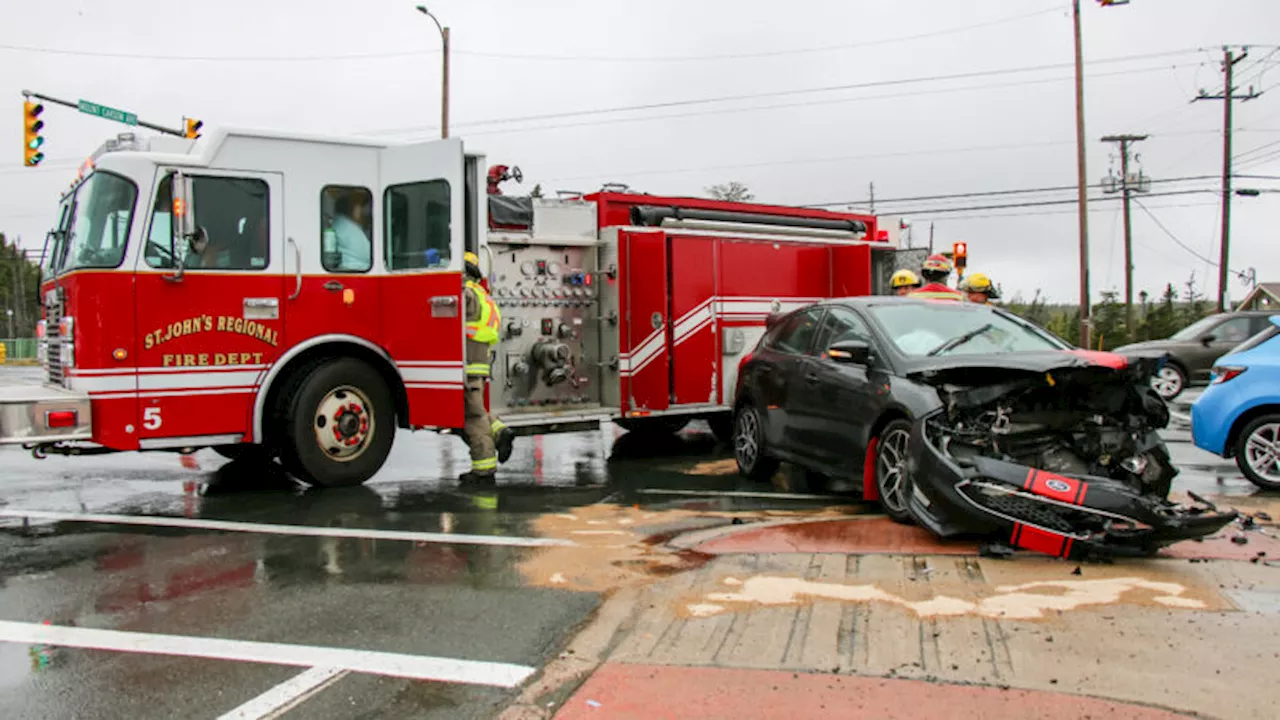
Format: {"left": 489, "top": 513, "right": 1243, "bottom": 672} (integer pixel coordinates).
{"left": 323, "top": 280, "right": 344, "bottom": 292}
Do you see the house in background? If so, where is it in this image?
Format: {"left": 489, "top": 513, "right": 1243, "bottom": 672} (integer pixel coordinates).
{"left": 1235, "top": 283, "right": 1280, "bottom": 312}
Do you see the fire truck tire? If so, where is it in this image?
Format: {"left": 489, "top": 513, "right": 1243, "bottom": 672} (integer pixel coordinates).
{"left": 279, "top": 358, "right": 396, "bottom": 488}
{"left": 212, "top": 444, "right": 274, "bottom": 463}
{"left": 614, "top": 417, "right": 690, "bottom": 435}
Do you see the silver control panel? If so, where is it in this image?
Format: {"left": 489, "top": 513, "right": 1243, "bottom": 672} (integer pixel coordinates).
{"left": 487, "top": 243, "right": 604, "bottom": 413}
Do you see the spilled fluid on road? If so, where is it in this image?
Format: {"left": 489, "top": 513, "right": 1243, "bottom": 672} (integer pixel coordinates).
{"left": 683, "top": 575, "right": 1208, "bottom": 620}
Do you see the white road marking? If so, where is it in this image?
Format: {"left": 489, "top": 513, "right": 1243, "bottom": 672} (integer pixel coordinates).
{"left": 637, "top": 488, "right": 846, "bottom": 501}
{"left": 0, "top": 620, "right": 535, "bottom": 687}
{"left": 0, "top": 509, "right": 574, "bottom": 548}
{"left": 217, "top": 666, "right": 348, "bottom": 720}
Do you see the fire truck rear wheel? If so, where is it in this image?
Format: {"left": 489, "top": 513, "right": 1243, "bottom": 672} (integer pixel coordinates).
{"left": 280, "top": 358, "right": 396, "bottom": 488}
{"left": 614, "top": 417, "right": 690, "bottom": 435}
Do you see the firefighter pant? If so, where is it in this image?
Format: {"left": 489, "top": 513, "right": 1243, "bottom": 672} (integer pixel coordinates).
{"left": 464, "top": 376, "right": 498, "bottom": 475}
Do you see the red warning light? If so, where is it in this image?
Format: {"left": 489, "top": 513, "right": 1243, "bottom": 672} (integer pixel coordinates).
{"left": 584, "top": 273, "right": 592, "bottom": 286}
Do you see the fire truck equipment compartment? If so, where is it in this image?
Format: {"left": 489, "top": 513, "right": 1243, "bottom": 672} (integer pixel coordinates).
{"left": 630, "top": 205, "right": 868, "bottom": 234}
{"left": 488, "top": 196, "right": 534, "bottom": 229}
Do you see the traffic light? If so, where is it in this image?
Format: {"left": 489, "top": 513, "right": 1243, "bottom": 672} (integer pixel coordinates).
{"left": 184, "top": 117, "right": 203, "bottom": 139}
{"left": 952, "top": 242, "right": 968, "bottom": 274}
{"left": 23, "top": 100, "right": 44, "bottom": 167}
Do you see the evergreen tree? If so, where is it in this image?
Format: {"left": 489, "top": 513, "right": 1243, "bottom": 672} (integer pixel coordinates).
{"left": 0, "top": 233, "right": 42, "bottom": 338}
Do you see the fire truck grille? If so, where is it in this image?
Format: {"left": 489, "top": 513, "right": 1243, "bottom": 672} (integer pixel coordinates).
{"left": 44, "top": 294, "right": 65, "bottom": 386}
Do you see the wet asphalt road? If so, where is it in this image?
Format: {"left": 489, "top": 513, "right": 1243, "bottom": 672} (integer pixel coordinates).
{"left": 0, "top": 367, "right": 1264, "bottom": 719}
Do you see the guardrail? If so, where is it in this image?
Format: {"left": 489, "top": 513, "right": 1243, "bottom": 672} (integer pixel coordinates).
{"left": 1, "top": 338, "right": 39, "bottom": 365}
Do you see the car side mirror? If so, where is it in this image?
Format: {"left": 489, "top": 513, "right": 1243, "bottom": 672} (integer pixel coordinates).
{"left": 1201, "top": 334, "right": 1215, "bottom": 346}
{"left": 167, "top": 171, "right": 196, "bottom": 282}
{"left": 828, "top": 339, "right": 872, "bottom": 365}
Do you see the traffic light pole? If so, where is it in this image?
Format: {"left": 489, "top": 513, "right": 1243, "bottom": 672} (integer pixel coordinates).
{"left": 21, "top": 90, "right": 187, "bottom": 138}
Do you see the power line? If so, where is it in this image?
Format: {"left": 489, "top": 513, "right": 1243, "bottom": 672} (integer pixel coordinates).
{"left": 1133, "top": 198, "right": 1246, "bottom": 276}
{"left": 455, "top": 4, "right": 1067, "bottom": 63}
{"left": 909, "top": 200, "right": 1219, "bottom": 222}
{"left": 0, "top": 42, "right": 436, "bottom": 63}
{"left": 365, "top": 49, "right": 1202, "bottom": 134}
{"left": 891, "top": 189, "right": 1216, "bottom": 216}
{"left": 808, "top": 175, "right": 1221, "bottom": 209}
{"left": 0, "top": 5, "right": 1067, "bottom": 65}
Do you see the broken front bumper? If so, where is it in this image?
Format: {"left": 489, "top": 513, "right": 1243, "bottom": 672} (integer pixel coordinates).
{"left": 906, "top": 420, "right": 1237, "bottom": 559}
{"left": 0, "top": 384, "right": 93, "bottom": 445}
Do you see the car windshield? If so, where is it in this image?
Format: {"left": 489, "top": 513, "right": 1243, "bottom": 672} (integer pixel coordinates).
{"left": 57, "top": 171, "right": 138, "bottom": 274}
{"left": 868, "top": 302, "right": 1069, "bottom": 357}
{"left": 1170, "top": 315, "right": 1221, "bottom": 341}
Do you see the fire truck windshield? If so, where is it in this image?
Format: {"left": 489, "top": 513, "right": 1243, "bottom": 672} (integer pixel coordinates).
{"left": 52, "top": 171, "right": 138, "bottom": 275}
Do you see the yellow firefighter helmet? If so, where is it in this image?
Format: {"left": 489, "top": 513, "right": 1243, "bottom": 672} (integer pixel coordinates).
{"left": 890, "top": 269, "right": 921, "bottom": 289}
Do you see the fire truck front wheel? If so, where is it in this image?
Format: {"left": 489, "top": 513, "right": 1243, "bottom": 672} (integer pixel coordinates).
{"left": 279, "top": 358, "right": 396, "bottom": 488}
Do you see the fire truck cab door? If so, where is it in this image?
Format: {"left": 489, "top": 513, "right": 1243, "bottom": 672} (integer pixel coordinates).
{"left": 376, "top": 138, "right": 468, "bottom": 429}
{"left": 134, "top": 168, "right": 285, "bottom": 444}
{"left": 619, "top": 229, "right": 670, "bottom": 413}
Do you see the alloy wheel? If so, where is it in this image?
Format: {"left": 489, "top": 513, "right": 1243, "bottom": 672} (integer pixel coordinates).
{"left": 1244, "top": 423, "right": 1280, "bottom": 485}
{"left": 877, "top": 428, "right": 912, "bottom": 515}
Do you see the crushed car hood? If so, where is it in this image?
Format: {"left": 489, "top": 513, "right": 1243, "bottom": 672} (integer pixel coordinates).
{"left": 905, "top": 349, "right": 1169, "bottom": 386}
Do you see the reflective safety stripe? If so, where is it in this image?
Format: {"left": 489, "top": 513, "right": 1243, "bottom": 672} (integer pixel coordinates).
{"left": 465, "top": 281, "right": 501, "bottom": 346}
{"left": 490, "top": 419, "right": 507, "bottom": 434}
{"left": 465, "top": 362, "right": 491, "bottom": 376}
{"left": 472, "top": 456, "right": 498, "bottom": 471}
{"left": 908, "top": 290, "right": 964, "bottom": 301}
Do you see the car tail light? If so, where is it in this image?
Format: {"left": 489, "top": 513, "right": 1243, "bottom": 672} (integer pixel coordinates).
{"left": 46, "top": 410, "right": 78, "bottom": 429}
{"left": 1211, "top": 365, "right": 1246, "bottom": 384}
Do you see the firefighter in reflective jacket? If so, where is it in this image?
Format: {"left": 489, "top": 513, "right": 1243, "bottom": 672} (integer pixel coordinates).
{"left": 908, "top": 254, "right": 965, "bottom": 301}
{"left": 461, "top": 252, "right": 515, "bottom": 485}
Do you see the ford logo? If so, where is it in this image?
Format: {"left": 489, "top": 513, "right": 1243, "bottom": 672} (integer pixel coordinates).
{"left": 1045, "top": 478, "right": 1071, "bottom": 493}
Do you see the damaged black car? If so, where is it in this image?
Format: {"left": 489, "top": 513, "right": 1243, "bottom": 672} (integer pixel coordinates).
{"left": 731, "top": 297, "right": 1236, "bottom": 559}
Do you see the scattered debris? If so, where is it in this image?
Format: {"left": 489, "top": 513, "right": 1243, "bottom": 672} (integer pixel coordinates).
{"left": 1071, "top": 566, "right": 1083, "bottom": 576}
{"left": 1256, "top": 511, "right": 1273, "bottom": 522}
{"left": 586, "top": 699, "right": 602, "bottom": 708}
{"left": 731, "top": 518, "right": 745, "bottom": 525}
{"left": 979, "top": 542, "right": 1016, "bottom": 559}
{"left": 1232, "top": 534, "right": 1249, "bottom": 546}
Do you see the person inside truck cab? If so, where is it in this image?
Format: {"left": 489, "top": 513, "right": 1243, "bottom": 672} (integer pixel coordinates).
{"left": 330, "top": 191, "right": 372, "bottom": 271}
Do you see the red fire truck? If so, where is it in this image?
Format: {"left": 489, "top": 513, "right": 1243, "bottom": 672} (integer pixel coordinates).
{"left": 0, "top": 129, "right": 907, "bottom": 487}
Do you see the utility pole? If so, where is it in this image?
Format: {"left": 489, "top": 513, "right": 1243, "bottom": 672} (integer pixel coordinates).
{"left": 415, "top": 5, "right": 450, "bottom": 138}
{"left": 868, "top": 182, "right": 876, "bottom": 215}
{"left": 1195, "top": 46, "right": 1260, "bottom": 312}
{"left": 1101, "top": 134, "right": 1148, "bottom": 337}
{"left": 928, "top": 222, "right": 935, "bottom": 254}
{"left": 1071, "top": 0, "right": 1092, "bottom": 348}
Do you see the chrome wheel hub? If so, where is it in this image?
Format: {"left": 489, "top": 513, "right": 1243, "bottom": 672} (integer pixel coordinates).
{"left": 314, "top": 386, "right": 374, "bottom": 462}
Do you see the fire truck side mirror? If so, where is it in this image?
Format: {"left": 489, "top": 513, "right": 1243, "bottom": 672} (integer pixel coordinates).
{"left": 167, "top": 172, "right": 196, "bottom": 281}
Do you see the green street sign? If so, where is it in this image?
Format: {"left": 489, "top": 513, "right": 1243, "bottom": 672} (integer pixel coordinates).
{"left": 77, "top": 99, "right": 138, "bottom": 127}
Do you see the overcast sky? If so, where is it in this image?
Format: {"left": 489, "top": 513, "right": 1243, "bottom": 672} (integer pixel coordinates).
{"left": 1, "top": 0, "right": 1277, "bottom": 304}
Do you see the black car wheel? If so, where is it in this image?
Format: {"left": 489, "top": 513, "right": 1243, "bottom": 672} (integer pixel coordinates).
{"left": 733, "top": 403, "right": 779, "bottom": 482}
{"left": 1234, "top": 414, "right": 1280, "bottom": 491}
{"left": 1151, "top": 364, "right": 1186, "bottom": 401}
{"left": 875, "top": 419, "right": 915, "bottom": 524}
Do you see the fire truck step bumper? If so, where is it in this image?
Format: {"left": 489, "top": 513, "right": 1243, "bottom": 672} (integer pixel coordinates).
{"left": 0, "top": 384, "right": 93, "bottom": 445}
{"left": 492, "top": 407, "right": 619, "bottom": 437}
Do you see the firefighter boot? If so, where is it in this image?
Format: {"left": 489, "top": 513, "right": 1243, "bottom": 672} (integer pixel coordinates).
{"left": 492, "top": 419, "right": 515, "bottom": 464}
{"left": 459, "top": 470, "right": 497, "bottom": 487}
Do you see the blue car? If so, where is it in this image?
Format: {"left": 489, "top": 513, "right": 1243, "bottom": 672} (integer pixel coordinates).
{"left": 1191, "top": 315, "right": 1280, "bottom": 490}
